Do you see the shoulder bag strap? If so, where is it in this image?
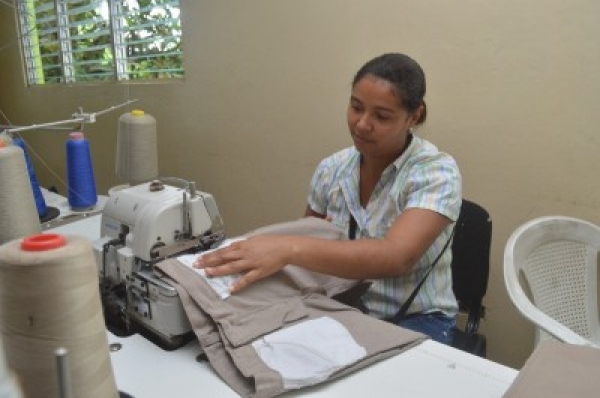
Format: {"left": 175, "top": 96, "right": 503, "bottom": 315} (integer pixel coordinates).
{"left": 349, "top": 214, "right": 456, "bottom": 323}
{"left": 386, "top": 225, "right": 456, "bottom": 324}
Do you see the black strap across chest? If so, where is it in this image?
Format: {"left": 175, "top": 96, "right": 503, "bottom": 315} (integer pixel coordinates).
{"left": 348, "top": 214, "right": 455, "bottom": 323}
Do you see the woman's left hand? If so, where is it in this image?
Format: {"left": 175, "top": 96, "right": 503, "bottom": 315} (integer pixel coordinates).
{"left": 193, "top": 235, "right": 293, "bottom": 293}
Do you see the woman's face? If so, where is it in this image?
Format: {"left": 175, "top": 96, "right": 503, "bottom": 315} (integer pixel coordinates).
{"left": 347, "top": 74, "right": 419, "bottom": 161}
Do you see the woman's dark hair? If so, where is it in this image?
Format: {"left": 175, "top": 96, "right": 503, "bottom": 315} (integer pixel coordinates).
{"left": 352, "top": 53, "right": 427, "bottom": 125}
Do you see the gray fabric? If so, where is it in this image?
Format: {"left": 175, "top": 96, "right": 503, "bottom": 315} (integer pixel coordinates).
{"left": 502, "top": 341, "right": 600, "bottom": 398}
{"left": 156, "top": 217, "right": 427, "bottom": 398}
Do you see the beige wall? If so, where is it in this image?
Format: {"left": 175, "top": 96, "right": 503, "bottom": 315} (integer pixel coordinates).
{"left": 1, "top": 1, "right": 599, "bottom": 369}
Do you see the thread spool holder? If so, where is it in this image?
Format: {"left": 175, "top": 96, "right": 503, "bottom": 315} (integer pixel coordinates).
{"left": 0, "top": 100, "right": 138, "bottom": 225}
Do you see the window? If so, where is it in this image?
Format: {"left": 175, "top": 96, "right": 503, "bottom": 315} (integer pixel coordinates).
{"left": 17, "top": 0, "right": 184, "bottom": 85}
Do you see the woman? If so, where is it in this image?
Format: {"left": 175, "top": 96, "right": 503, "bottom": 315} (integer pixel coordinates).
{"left": 194, "top": 53, "right": 461, "bottom": 344}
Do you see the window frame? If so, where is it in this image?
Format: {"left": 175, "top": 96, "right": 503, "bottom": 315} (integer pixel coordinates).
{"left": 16, "top": 0, "right": 185, "bottom": 86}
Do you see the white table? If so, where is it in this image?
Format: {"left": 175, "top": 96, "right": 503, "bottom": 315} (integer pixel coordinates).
{"left": 51, "top": 214, "right": 519, "bottom": 398}
{"left": 108, "top": 333, "right": 517, "bottom": 398}
{"left": 40, "top": 187, "right": 107, "bottom": 231}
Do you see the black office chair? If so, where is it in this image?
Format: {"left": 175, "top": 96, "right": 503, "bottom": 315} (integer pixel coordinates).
{"left": 450, "top": 199, "right": 491, "bottom": 357}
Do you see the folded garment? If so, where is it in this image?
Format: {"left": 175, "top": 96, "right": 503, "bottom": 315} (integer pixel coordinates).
{"left": 502, "top": 341, "right": 600, "bottom": 398}
{"left": 155, "top": 217, "right": 427, "bottom": 398}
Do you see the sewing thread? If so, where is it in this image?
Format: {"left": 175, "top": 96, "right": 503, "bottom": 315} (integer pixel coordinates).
{"left": 66, "top": 132, "right": 97, "bottom": 210}
{"left": 116, "top": 110, "right": 158, "bottom": 185}
{"left": 12, "top": 138, "right": 48, "bottom": 219}
{"left": 0, "top": 233, "right": 119, "bottom": 398}
{"left": 0, "top": 145, "right": 42, "bottom": 245}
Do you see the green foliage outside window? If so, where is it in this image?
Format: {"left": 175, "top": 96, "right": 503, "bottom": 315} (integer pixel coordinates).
{"left": 19, "top": 0, "right": 184, "bottom": 85}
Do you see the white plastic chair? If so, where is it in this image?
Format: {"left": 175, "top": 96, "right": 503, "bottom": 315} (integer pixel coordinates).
{"left": 503, "top": 216, "right": 600, "bottom": 348}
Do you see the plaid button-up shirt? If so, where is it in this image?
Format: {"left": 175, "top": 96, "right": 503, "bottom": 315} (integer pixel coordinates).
{"left": 307, "top": 133, "right": 461, "bottom": 318}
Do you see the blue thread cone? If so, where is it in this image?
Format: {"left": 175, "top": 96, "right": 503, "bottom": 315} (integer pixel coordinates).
{"left": 66, "top": 132, "right": 97, "bottom": 210}
{"left": 13, "top": 137, "right": 48, "bottom": 219}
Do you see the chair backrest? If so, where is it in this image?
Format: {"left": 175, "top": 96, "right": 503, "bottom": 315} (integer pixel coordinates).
{"left": 503, "top": 216, "right": 600, "bottom": 347}
{"left": 451, "top": 199, "right": 492, "bottom": 333}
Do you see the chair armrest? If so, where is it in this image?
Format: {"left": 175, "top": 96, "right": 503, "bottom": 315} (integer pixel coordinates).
{"left": 504, "top": 260, "right": 599, "bottom": 347}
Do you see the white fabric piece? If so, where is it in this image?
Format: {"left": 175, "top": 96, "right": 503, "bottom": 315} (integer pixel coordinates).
{"left": 252, "top": 316, "right": 367, "bottom": 389}
{"left": 177, "top": 237, "right": 246, "bottom": 299}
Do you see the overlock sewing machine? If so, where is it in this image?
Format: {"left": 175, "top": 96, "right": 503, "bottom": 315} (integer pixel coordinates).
{"left": 93, "top": 180, "right": 225, "bottom": 349}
